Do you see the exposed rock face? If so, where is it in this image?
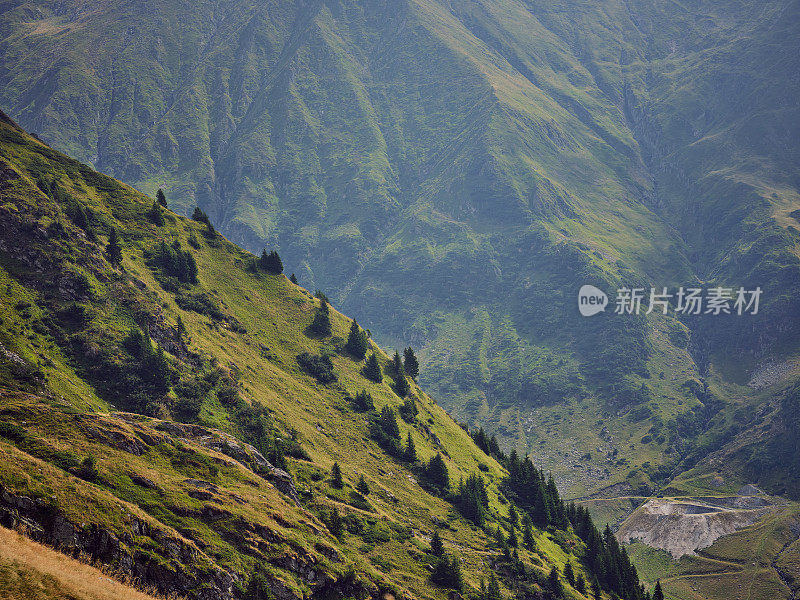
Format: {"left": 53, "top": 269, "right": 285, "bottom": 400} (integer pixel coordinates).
{"left": 617, "top": 497, "right": 773, "bottom": 557}
{"left": 0, "top": 485, "right": 236, "bottom": 600}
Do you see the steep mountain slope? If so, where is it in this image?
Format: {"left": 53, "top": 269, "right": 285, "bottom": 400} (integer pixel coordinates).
{"left": 1, "top": 0, "right": 798, "bottom": 501}
{"left": 0, "top": 526, "right": 166, "bottom": 600}
{"left": 0, "top": 111, "right": 652, "bottom": 600}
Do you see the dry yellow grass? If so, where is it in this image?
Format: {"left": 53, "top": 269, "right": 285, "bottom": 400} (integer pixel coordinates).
{"left": 0, "top": 526, "right": 170, "bottom": 600}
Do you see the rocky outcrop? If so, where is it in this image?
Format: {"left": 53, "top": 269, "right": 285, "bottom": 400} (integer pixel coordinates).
{"left": 0, "top": 485, "right": 236, "bottom": 600}
{"left": 152, "top": 419, "right": 301, "bottom": 505}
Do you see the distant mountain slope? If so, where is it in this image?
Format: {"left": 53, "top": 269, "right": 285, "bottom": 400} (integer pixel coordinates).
{"left": 1, "top": 0, "right": 798, "bottom": 500}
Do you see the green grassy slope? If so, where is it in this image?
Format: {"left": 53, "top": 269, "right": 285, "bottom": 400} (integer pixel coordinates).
{"left": 1, "top": 0, "right": 798, "bottom": 507}
{"left": 0, "top": 110, "right": 625, "bottom": 600}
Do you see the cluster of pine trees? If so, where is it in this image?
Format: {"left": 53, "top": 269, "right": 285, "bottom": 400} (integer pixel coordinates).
{"left": 258, "top": 249, "right": 283, "bottom": 274}
{"left": 192, "top": 206, "right": 215, "bottom": 233}
{"left": 493, "top": 450, "right": 650, "bottom": 600}
{"left": 146, "top": 240, "right": 198, "bottom": 286}
{"left": 118, "top": 327, "right": 171, "bottom": 412}
{"left": 369, "top": 406, "right": 416, "bottom": 462}
{"left": 569, "top": 505, "right": 649, "bottom": 600}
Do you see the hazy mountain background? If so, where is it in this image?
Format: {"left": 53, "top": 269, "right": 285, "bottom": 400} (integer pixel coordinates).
{"left": 2, "top": 0, "right": 799, "bottom": 500}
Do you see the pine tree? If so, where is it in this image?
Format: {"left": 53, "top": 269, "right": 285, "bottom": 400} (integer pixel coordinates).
{"left": 405, "top": 430, "right": 417, "bottom": 462}
{"left": 259, "top": 249, "right": 283, "bottom": 274}
{"left": 345, "top": 319, "right": 368, "bottom": 359}
{"left": 156, "top": 188, "right": 167, "bottom": 207}
{"left": 507, "top": 528, "right": 518, "bottom": 548}
{"left": 356, "top": 474, "right": 370, "bottom": 495}
{"left": 325, "top": 507, "right": 343, "bottom": 539}
{"left": 351, "top": 389, "right": 375, "bottom": 412}
{"left": 150, "top": 346, "right": 171, "bottom": 393}
{"left": 495, "top": 525, "right": 506, "bottom": 548}
{"left": 399, "top": 397, "right": 418, "bottom": 422}
{"left": 105, "top": 227, "right": 123, "bottom": 266}
{"left": 576, "top": 574, "right": 587, "bottom": 595}
{"left": 403, "top": 347, "right": 420, "bottom": 379}
{"left": 653, "top": 581, "right": 664, "bottom": 600}
{"left": 290, "top": 273, "right": 298, "bottom": 284}
{"left": 431, "top": 554, "right": 462, "bottom": 591}
{"left": 548, "top": 566, "right": 563, "bottom": 597}
{"left": 509, "top": 504, "right": 519, "bottom": 529}
{"left": 430, "top": 529, "right": 444, "bottom": 557}
{"left": 363, "top": 353, "right": 383, "bottom": 383}
{"left": 425, "top": 453, "right": 450, "bottom": 491}
{"left": 391, "top": 350, "right": 403, "bottom": 377}
{"left": 486, "top": 572, "right": 502, "bottom": 600}
{"left": 522, "top": 515, "right": 536, "bottom": 551}
{"left": 331, "top": 462, "right": 344, "bottom": 489}
{"left": 395, "top": 371, "right": 411, "bottom": 397}
{"left": 149, "top": 200, "right": 165, "bottom": 226}
{"left": 591, "top": 578, "right": 602, "bottom": 599}
{"left": 564, "top": 562, "right": 575, "bottom": 587}
{"left": 330, "top": 462, "right": 344, "bottom": 488}
{"left": 192, "top": 206, "right": 214, "bottom": 232}
{"left": 309, "top": 300, "right": 332, "bottom": 336}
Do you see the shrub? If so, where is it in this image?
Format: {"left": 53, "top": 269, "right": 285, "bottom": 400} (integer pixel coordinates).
{"left": 297, "top": 352, "right": 337, "bottom": 384}
{"left": 399, "top": 398, "right": 418, "bottom": 422}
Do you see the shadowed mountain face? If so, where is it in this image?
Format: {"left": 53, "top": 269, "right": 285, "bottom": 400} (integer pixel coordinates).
{"left": 1, "top": 0, "right": 799, "bottom": 495}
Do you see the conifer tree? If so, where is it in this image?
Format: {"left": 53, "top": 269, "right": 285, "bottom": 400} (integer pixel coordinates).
{"left": 653, "top": 581, "right": 664, "bottom": 600}
{"left": 351, "top": 389, "right": 375, "bottom": 412}
{"left": 495, "top": 525, "right": 506, "bottom": 548}
{"left": 509, "top": 504, "right": 519, "bottom": 528}
{"left": 309, "top": 300, "right": 332, "bottom": 336}
{"left": 290, "top": 273, "right": 298, "bottom": 284}
{"left": 149, "top": 346, "right": 171, "bottom": 393}
{"left": 507, "top": 528, "right": 517, "bottom": 548}
{"left": 156, "top": 188, "right": 167, "bottom": 207}
{"left": 564, "top": 562, "right": 575, "bottom": 586}
{"left": 363, "top": 353, "right": 383, "bottom": 383}
{"left": 380, "top": 406, "right": 400, "bottom": 439}
{"left": 431, "top": 554, "right": 462, "bottom": 591}
{"left": 330, "top": 462, "right": 344, "bottom": 488}
{"left": 576, "top": 574, "right": 587, "bottom": 595}
{"left": 395, "top": 371, "right": 411, "bottom": 398}
{"left": 403, "top": 346, "right": 420, "bottom": 379}
{"left": 592, "top": 578, "right": 602, "bottom": 599}
{"left": 149, "top": 200, "right": 165, "bottom": 226}
{"left": 457, "top": 473, "right": 489, "bottom": 526}
{"left": 405, "top": 430, "right": 417, "bottom": 462}
{"left": 391, "top": 350, "right": 403, "bottom": 377}
{"left": 345, "top": 319, "right": 368, "bottom": 359}
{"left": 522, "top": 515, "right": 536, "bottom": 551}
{"left": 399, "top": 397, "right": 418, "bottom": 421}
{"left": 325, "top": 506, "right": 343, "bottom": 539}
{"left": 259, "top": 249, "right": 283, "bottom": 274}
{"left": 486, "top": 572, "right": 502, "bottom": 600}
{"left": 356, "top": 474, "right": 370, "bottom": 495}
{"left": 425, "top": 453, "right": 450, "bottom": 491}
{"left": 430, "top": 529, "right": 444, "bottom": 557}
{"left": 548, "top": 566, "right": 563, "bottom": 597}
{"left": 106, "top": 227, "right": 123, "bottom": 266}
